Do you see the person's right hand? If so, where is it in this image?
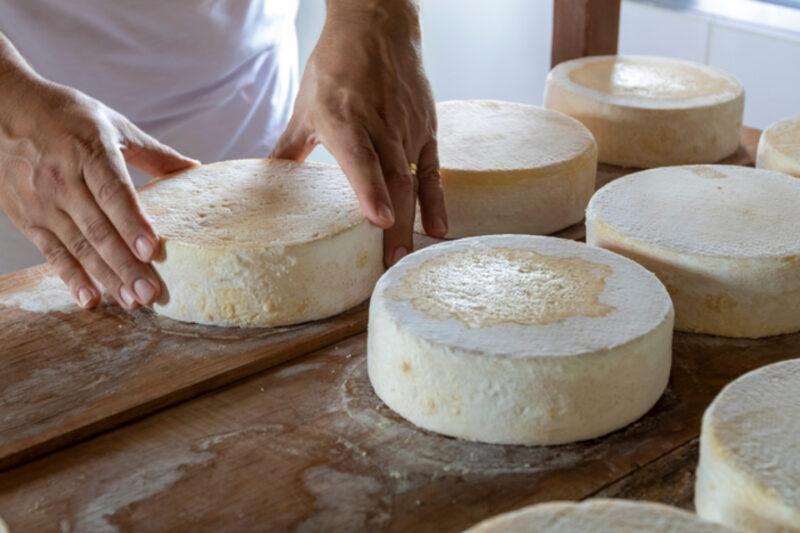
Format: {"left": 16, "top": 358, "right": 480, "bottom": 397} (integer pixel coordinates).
{"left": 0, "top": 69, "right": 199, "bottom": 310}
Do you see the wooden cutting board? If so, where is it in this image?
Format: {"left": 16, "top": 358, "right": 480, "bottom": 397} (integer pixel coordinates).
{"left": 1, "top": 325, "right": 798, "bottom": 532}
{"left": 0, "top": 127, "right": 761, "bottom": 476}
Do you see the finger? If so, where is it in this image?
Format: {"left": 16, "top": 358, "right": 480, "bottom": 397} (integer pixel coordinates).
{"left": 48, "top": 211, "right": 141, "bottom": 310}
{"left": 270, "top": 119, "right": 314, "bottom": 161}
{"left": 82, "top": 147, "right": 161, "bottom": 263}
{"left": 121, "top": 122, "right": 200, "bottom": 177}
{"left": 323, "top": 124, "right": 395, "bottom": 229}
{"left": 27, "top": 226, "right": 101, "bottom": 309}
{"left": 63, "top": 185, "right": 162, "bottom": 306}
{"left": 416, "top": 138, "right": 447, "bottom": 238}
{"left": 374, "top": 137, "right": 416, "bottom": 266}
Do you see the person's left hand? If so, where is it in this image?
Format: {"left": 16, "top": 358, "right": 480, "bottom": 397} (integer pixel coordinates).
{"left": 270, "top": 0, "right": 447, "bottom": 266}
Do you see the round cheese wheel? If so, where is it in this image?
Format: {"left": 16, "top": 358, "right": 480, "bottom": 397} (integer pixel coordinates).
{"left": 756, "top": 116, "right": 800, "bottom": 178}
{"left": 695, "top": 359, "right": 800, "bottom": 532}
{"left": 468, "top": 499, "right": 731, "bottom": 532}
{"left": 415, "top": 100, "right": 597, "bottom": 239}
{"left": 586, "top": 165, "right": 800, "bottom": 338}
{"left": 544, "top": 55, "right": 744, "bottom": 168}
{"left": 139, "top": 159, "right": 383, "bottom": 327}
{"left": 367, "top": 235, "right": 673, "bottom": 445}
{"left": 466, "top": 499, "right": 733, "bottom": 532}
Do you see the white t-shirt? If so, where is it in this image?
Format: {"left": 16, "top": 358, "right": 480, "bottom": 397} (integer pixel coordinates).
{"left": 0, "top": 0, "right": 300, "bottom": 273}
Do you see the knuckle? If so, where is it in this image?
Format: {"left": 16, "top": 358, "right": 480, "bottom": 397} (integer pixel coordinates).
{"left": 83, "top": 217, "right": 115, "bottom": 245}
{"left": 347, "top": 143, "right": 379, "bottom": 164}
{"left": 385, "top": 171, "right": 415, "bottom": 188}
{"left": 69, "top": 234, "right": 94, "bottom": 260}
{"left": 115, "top": 256, "right": 142, "bottom": 279}
{"left": 95, "top": 177, "right": 125, "bottom": 205}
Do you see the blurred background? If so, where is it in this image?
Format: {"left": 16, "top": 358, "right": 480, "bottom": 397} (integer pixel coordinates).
{"left": 297, "top": 0, "right": 800, "bottom": 163}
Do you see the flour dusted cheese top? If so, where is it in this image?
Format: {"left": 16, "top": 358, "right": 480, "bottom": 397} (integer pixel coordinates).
{"left": 436, "top": 100, "right": 596, "bottom": 173}
{"left": 704, "top": 359, "right": 800, "bottom": 513}
{"left": 138, "top": 158, "right": 383, "bottom": 327}
{"left": 757, "top": 116, "right": 800, "bottom": 177}
{"left": 587, "top": 165, "right": 800, "bottom": 258}
{"left": 466, "top": 499, "right": 734, "bottom": 532}
{"left": 555, "top": 55, "right": 742, "bottom": 109}
{"left": 140, "top": 159, "right": 363, "bottom": 247}
{"left": 375, "top": 235, "right": 671, "bottom": 357}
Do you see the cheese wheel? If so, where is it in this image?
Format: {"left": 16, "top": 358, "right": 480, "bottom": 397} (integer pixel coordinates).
{"left": 139, "top": 159, "right": 383, "bottom": 327}
{"left": 367, "top": 235, "right": 673, "bottom": 445}
{"left": 586, "top": 165, "right": 800, "bottom": 338}
{"left": 695, "top": 359, "right": 800, "bottom": 532}
{"left": 544, "top": 55, "right": 744, "bottom": 168}
{"left": 414, "top": 100, "right": 597, "bottom": 239}
{"left": 757, "top": 116, "right": 800, "bottom": 178}
{"left": 467, "top": 499, "right": 733, "bottom": 532}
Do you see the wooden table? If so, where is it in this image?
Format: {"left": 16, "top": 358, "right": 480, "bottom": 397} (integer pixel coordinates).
{"left": 2, "top": 128, "right": 789, "bottom": 532}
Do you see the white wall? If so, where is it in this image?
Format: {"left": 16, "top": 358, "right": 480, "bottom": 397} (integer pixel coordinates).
{"left": 297, "top": 0, "right": 800, "bottom": 136}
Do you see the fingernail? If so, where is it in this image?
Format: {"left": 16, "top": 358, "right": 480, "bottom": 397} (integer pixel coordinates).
{"left": 377, "top": 203, "right": 395, "bottom": 226}
{"left": 432, "top": 217, "right": 447, "bottom": 237}
{"left": 120, "top": 286, "right": 137, "bottom": 308}
{"left": 78, "top": 287, "right": 94, "bottom": 308}
{"left": 135, "top": 236, "right": 155, "bottom": 262}
{"left": 392, "top": 246, "right": 408, "bottom": 265}
{"left": 133, "top": 278, "right": 156, "bottom": 304}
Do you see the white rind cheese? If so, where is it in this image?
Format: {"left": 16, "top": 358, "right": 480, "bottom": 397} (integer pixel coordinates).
{"left": 544, "top": 55, "right": 744, "bottom": 168}
{"left": 367, "top": 235, "right": 673, "bottom": 445}
{"left": 467, "top": 499, "right": 734, "bottom": 532}
{"left": 695, "top": 359, "right": 800, "bottom": 532}
{"left": 139, "top": 159, "right": 383, "bottom": 327}
{"left": 586, "top": 165, "right": 800, "bottom": 338}
{"left": 757, "top": 116, "right": 800, "bottom": 178}
{"left": 416, "top": 100, "right": 597, "bottom": 239}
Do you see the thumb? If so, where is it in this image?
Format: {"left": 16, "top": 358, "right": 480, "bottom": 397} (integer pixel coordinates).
{"left": 269, "top": 120, "right": 314, "bottom": 162}
{"left": 121, "top": 123, "right": 200, "bottom": 178}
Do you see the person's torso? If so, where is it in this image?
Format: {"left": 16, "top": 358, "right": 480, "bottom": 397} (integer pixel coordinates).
{"left": 0, "top": 0, "right": 300, "bottom": 180}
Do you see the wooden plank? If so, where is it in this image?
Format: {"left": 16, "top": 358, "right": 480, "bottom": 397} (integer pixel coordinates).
{"left": 551, "top": 0, "right": 621, "bottom": 68}
{"left": 592, "top": 439, "right": 698, "bottom": 510}
{"left": 0, "top": 264, "right": 368, "bottom": 472}
{"left": 1, "top": 326, "right": 798, "bottom": 532}
{"left": 0, "top": 127, "right": 760, "bottom": 475}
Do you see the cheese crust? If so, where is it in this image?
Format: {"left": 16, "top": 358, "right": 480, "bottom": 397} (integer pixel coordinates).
{"left": 586, "top": 165, "right": 800, "bottom": 338}
{"left": 467, "top": 499, "right": 733, "bottom": 532}
{"left": 416, "top": 100, "right": 597, "bottom": 238}
{"left": 544, "top": 55, "right": 744, "bottom": 168}
{"left": 695, "top": 359, "right": 800, "bottom": 532}
{"left": 757, "top": 116, "right": 800, "bottom": 178}
{"left": 139, "top": 159, "right": 383, "bottom": 327}
{"left": 368, "top": 235, "right": 673, "bottom": 445}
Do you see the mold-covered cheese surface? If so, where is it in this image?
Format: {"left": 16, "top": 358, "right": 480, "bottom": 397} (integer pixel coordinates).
{"left": 467, "top": 499, "right": 734, "bottom": 532}
{"left": 368, "top": 235, "right": 673, "bottom": 445}
{"left": 696, "top": 359, "right": 800, "bottom": 532}
{"left": 586, "top": 165, "right": 800, "bottom": 338}
{"left": 139, "top": 159, "right": 383, "bottom": 327}
{"left": 420, "top": 100, "right": 597, "bottom": 238}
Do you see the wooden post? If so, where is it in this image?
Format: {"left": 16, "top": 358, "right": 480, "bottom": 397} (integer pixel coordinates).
{"left": 551, "top": 0, "right": 622, "bottom": 68}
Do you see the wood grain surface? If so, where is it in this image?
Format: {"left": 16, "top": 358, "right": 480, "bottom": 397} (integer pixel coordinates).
{"left": 0, "top": 128, "right": 764, "bottom": 531}
{"left": 1, "top": 326, "right": 798, "bottom": 532}
{"left": 0, "top": 264, "right": 368, "bottom": 472}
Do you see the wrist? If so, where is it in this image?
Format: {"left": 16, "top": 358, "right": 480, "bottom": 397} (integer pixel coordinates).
{"left": 324, "top": 0, "right": 421, "bottom": 42}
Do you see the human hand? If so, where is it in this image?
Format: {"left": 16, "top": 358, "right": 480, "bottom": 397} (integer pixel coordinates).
{"left": 271, "top": 0, "right": 447, "bottom": 266}
{"left": 0, "top": 70, "right": 199, "bottom": 309}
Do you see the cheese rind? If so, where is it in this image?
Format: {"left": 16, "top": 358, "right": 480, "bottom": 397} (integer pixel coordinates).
{"left": 368, "top": 235, "right": 673, "bottom": 445}
{"left": 756, "top": 116, "right": 800, "bottom": 178}
{"left": 139, "top": 159, "right": 383, "bottom": 327}
{"left": 695, "top": 359, "right": 800, "bottom": 532}
{"left": 586, "top": 165, "right": 800, "bottom": 338}
{"left": 466, "top": 499, "right": 733, "bottom": 532}
{"left": 544, "top": 55, "right": 744, "bottom": 168}
{"left": 416, "top": 100, "right": 597, "bottom": 238}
